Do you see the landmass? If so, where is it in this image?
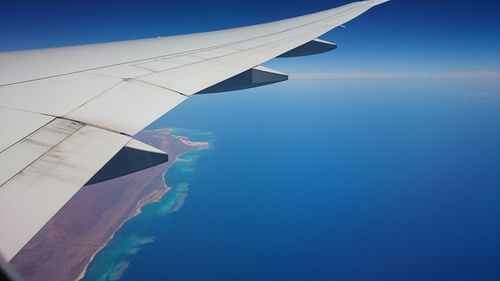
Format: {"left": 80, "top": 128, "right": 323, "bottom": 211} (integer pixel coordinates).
{"left": 9, "top": 128, "right": 209, "bottom": 281}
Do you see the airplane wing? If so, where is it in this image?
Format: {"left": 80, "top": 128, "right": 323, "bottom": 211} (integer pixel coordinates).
{"left": 0, "top": 0, "right": 388, "bottom": 261}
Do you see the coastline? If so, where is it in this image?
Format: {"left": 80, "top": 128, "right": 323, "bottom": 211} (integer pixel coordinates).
{"left": 76, "top": 179, "right": 169, "bottom": 281}
{"left": 10, "top": 128, "right": 210, "bottom": 281}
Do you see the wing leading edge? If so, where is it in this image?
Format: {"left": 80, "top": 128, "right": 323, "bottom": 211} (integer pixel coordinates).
{"left": 0, "top": 0, "right": 388, "bottom": 261}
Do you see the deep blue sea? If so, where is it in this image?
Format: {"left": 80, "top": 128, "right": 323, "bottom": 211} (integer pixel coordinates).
{"left": 83, "top": 78, "right": 500, "bottom": 281}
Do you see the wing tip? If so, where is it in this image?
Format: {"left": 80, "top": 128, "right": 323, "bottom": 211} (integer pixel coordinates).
{"left": 367, "top": 0, "right": 390, "bottom": 6}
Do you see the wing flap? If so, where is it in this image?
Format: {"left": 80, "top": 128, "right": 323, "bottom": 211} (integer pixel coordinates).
{"left": 0, "top": 120, "right": 131, "bottom": 261}
{"left": 0, "top": 119, "right": 81, "bottom": 185}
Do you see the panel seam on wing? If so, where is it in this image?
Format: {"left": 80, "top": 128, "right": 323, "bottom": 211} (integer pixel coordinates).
{"left": 125, "top": 79, "right": 189, "bottom": 97}
{"left": 0, "top": 120, "right": 84, "bottom": 189}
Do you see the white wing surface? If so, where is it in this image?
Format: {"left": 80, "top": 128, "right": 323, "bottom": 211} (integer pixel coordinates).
{"left": 0, "top": 0, "right": 388, "bottom": 261}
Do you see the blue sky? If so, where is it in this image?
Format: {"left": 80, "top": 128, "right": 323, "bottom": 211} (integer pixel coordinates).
{"left": 1, "top": 0, "right": 499, "bottom": 75}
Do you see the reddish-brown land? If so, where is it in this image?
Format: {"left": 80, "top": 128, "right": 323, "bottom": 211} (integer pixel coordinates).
{"left": 10, "top": 129, "right": 208, "bottom": 281}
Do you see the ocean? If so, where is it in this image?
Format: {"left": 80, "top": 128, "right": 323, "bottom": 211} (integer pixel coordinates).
{"left": 83, "top": 78, "right": 500, "bottom": 281}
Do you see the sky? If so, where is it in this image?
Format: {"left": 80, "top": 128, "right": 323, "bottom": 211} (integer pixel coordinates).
{"left": 1, "top": 0, "right": 499, "bottom": 76}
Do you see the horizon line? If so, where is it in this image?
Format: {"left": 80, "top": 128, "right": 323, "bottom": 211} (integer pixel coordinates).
{"left": 289, "top": 71, "right": 500, "bottom": 80}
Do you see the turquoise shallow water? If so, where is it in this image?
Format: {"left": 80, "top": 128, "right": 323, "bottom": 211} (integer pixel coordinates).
{"left": 81, "top": 129, "right": 214, "bottom": 281}
{"left": 84, "top": 79, "right": 500, "bottom": 281}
